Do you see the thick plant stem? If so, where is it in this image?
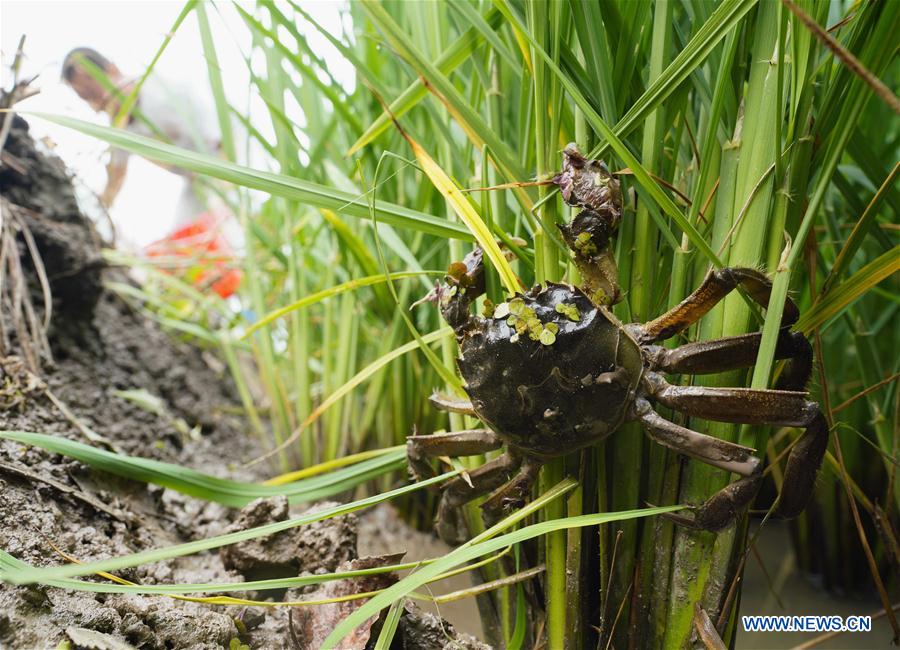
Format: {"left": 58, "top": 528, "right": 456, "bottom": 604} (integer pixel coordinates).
{"left": 665, "top": 3, "right": 782, "bottom": 644}
{"left": 527, "top": 0, "right": 568, "bottom": 645}
{"left": 608, "top": 3, "right": 672, "bottom": 647}
{"left": 542, "top": 459, "right": 567, "bottom": 647}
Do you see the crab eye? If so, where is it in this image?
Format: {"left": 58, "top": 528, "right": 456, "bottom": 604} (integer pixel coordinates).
{"left": 447, "top": 261, "right": 467, "bottom": 281}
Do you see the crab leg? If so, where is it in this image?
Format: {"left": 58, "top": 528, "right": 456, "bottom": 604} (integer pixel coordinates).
{"left": 645, "top": 328, "right": 813, "bottom": 389}
{"left": 480, "top": 458, "right": 542, "bottom": 527}
{"left": 639, "top": 267, "right": 799, "bottom": 343}
{"left": 406, "top": 429, "right": 501, "bottom": 483}
{"left": 668, "top": 473, "right": 765, "bottom": 531}
{"left": 643, "top": 373, "right": 828, "bottom": 528}
{"left": 429, "top": 392, "right": 478, "bottom": 416}
{"left": 773, "top": 410, "right": 828, "bottom": 518}
{"left": 632, "top": 397, "right": 764, "bottom": 530}
{"left": 435, "top": 452, "right": 523, "bottom": 544}
{"left": 632, "top": 398, "right": 760, "bottom": 476}
{"left": 665, "top": 413, "right": 828, "bottom": 530}
{"left": 643, "top": 373, "right": 818, "bottom": 427}
{"left": 405, "top": 428, "right": 525, "bottom": 543}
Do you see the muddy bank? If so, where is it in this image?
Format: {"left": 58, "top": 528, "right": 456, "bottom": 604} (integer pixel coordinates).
{"left": 0, "top": 116, "right": 485, "bottom": 649}
{"left": 0, "top": 113, "right": 259, "bottom": 648}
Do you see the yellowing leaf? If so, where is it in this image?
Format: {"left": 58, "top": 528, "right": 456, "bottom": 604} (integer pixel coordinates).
{"left": 796, "top": 246, "right": 900, "bottom": 334}
{"left": 406, "top": 137, "right": 520, "bottom": 295}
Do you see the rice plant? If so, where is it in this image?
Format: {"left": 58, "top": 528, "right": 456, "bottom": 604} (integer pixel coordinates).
{"left": 18, "top": 0, "right": 899, "bottom": 646}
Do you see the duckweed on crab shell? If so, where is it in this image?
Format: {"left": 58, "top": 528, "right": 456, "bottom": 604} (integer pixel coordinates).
{"left": 493, "top": 296, "right": 561, "bottom": 345}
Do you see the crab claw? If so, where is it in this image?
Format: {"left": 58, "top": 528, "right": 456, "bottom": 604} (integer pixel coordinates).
{"left": 558, "top": 209, "right": 618, "bottom": 254}
{"left": 413, "top": 248, "right": 489, "bottom": 332}
{"left": 558, "top": 212, "right": 622, "bottom": 306}
{"left": 411, "top": 281, "right": 443, "bottom": 310}
{"left": 552, "top": 144, "right": 623, "bottom": 223}
{"left": 551, "top": 143, "right": 584, "bottom": 205}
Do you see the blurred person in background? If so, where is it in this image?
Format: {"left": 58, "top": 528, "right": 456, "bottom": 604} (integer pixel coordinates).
{"left": 62, "top": 47, "right": 240, "bottom": 298}
{"left": 62, "top": 47, "right": 219, "bottom": 214}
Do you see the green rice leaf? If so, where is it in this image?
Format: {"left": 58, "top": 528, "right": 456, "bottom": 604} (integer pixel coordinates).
{"left": 0, "top": 549, "right": 422, "bottom": 595}
{"left": 0, "top": 470, "right": 456, "bottom": 584}
{"left": 24, "top": 112, "right": 472, "bottom": 241}
{"left": 346, "top": 5, "right": 504, "bottom": 156}
{"left": 0, "top": 430, "right": 404, "bottom": 508}
{"left": 242, "top": 271, "right": 439, "bottom": 338}
{"left": 323, "top": 504, "right": 683, "bottom": 648}
{"left": 796, "top": 246, "right": 900, "bottom": 334}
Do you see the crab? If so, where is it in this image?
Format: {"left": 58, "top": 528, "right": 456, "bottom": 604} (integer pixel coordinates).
{"left": 408, "top": 146, "right": 827, "bottom": 544}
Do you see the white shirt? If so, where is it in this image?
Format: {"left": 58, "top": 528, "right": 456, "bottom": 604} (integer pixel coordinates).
{"left": 113, "top": 74, "right": 220, "bottom": 175}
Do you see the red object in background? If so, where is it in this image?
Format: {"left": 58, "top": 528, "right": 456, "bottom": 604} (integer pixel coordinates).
{"left": 144, "top": 212, "right": 241, "bottom": 298}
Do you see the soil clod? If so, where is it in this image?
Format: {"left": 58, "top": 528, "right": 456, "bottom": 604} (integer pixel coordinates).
{"left": 220, "top": 497, "right": 357, "bottom": 582}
